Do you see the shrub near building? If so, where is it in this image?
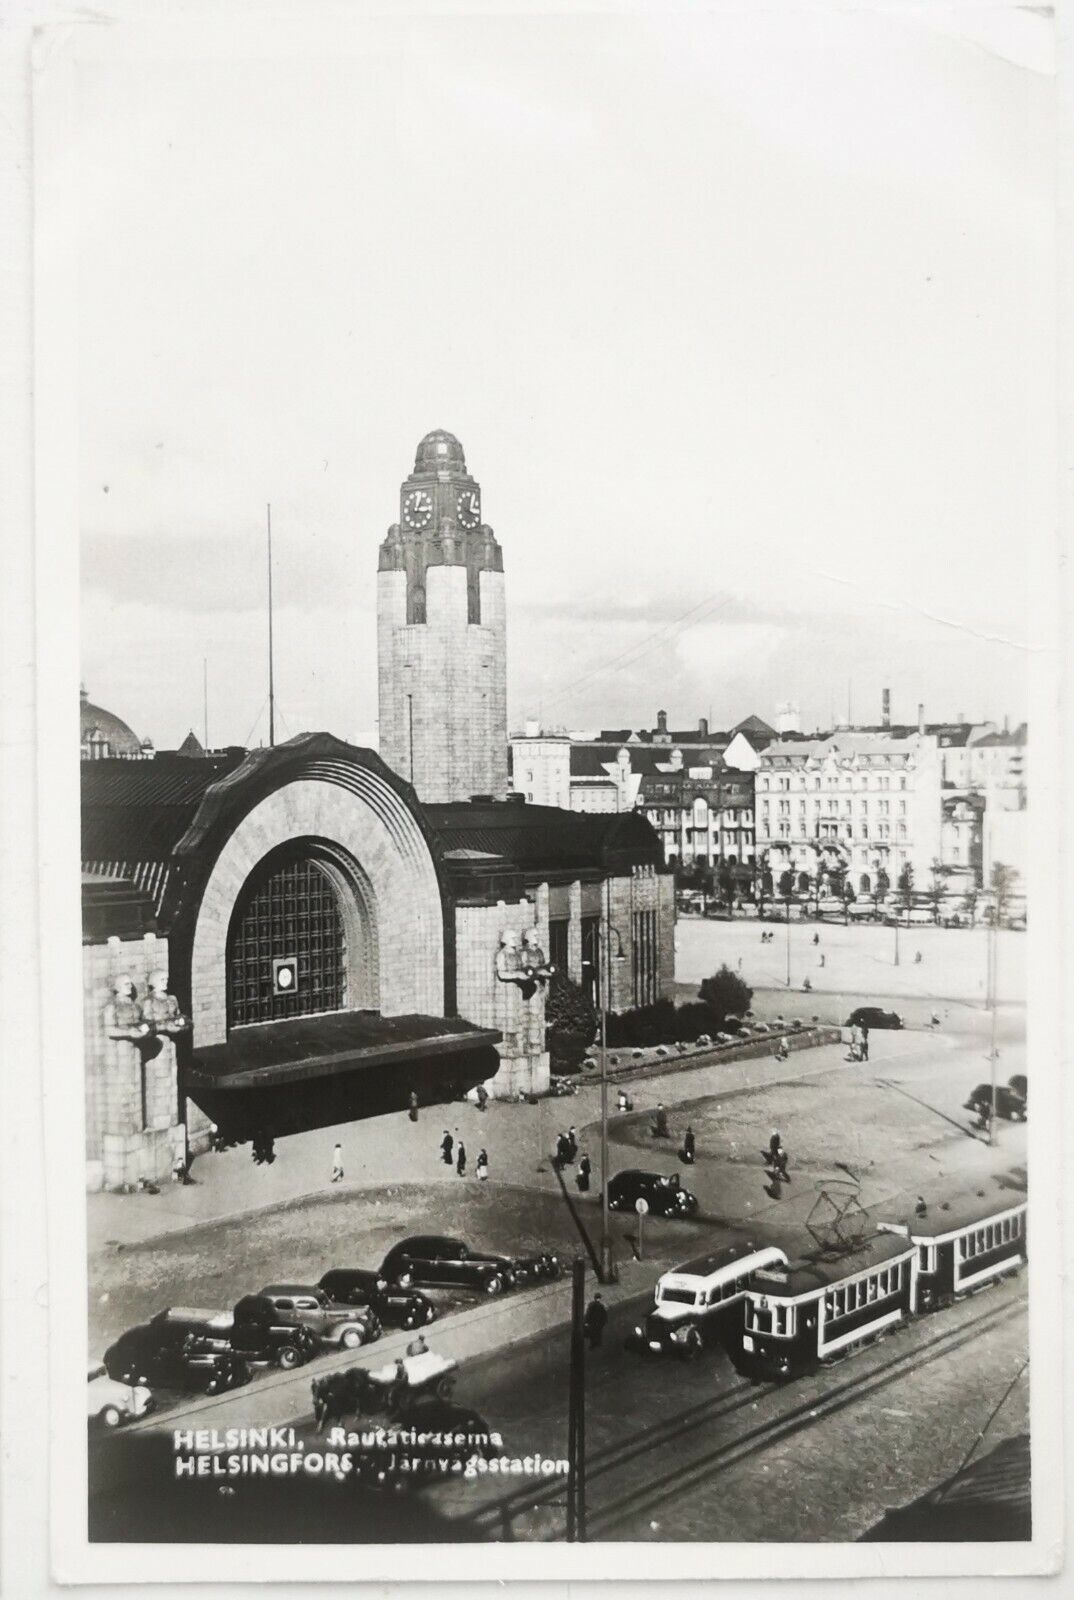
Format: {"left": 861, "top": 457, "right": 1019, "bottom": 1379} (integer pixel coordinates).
{"left": 606, "top": 965, "right": 754, "bottom": 1049}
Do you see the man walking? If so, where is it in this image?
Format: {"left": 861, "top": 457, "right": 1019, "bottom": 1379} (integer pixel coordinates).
{"left": 408, "top": 1090, "right": 419, "bottom": 1123}
{"left": 584, "top": 1293, "right": 608, "bottom": 1350}
{"left": 860, "top": 1023, "right": 870, "bottom": 1062}
{"left": 331, "top": 1143, "right": 344, "bottom": 1183}
{"left": 576, "top": 1151, "right": 592, "bottom": 1192}
{"left": 440, "top": 1129, "right": 454, "bottom": 1165}
{"left": 682, "top": 1125, "right": 696, "bottom": 1165}
{"left": 456, "top": 1140, "right": 467, "bottom": 1177}
{"left": 566, "top": 1126, "right": 578, "bottom": 1164}
{"left": 476, "top": 1148, "right": 489, "bottom": 1182}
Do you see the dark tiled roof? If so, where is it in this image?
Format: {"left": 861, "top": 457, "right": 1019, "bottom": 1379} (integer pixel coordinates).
{"left": 731, "top": 714, "right": 777, "bottom": 739}
{"left": 424, "top": 799, "right": 664, "bottom": 873}
{"left": 81, "top": 753, "right": 245, "bottom": 864}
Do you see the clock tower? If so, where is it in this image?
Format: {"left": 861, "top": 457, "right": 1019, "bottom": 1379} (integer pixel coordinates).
{"left": 377, "top": 430, "right": 508, "bottom": 803}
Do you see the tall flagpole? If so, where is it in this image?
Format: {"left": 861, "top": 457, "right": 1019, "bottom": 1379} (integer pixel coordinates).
{"left": 203, "top": 657, "right": 208, "bottom": 750}
{"left": 267, "top": 503, "right": 276, "bottom": 747}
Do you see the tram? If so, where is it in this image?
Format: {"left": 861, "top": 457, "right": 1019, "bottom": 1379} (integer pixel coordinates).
{"left": 731, "top": 1232, "right": 917, "bottom": 1382}
{"left": 879, "top": 1193, "right": 1027, "bottom": 1311}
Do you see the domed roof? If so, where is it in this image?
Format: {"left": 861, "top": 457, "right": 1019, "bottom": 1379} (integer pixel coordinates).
{"left": 80, "top": 685, "right": 142, "bottom": 758}
{"left": 414, "top": 429, "right": 466, "bottom": 473}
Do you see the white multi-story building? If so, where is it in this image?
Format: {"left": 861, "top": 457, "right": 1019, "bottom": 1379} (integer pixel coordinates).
{"left": 755, "top": 733, "right": 943, "bottom": 898}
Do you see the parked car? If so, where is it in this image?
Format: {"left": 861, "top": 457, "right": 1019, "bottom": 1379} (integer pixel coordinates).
{"left": 104, "top": 1323, "right": 250, "bottom": 1396}
{"left": 380, "top": 1236, "right": 509, "bottom": 1295}
{"left": 87, "top": 1360, "right": 153, "bottom": 1429}
{"left": 238, "top": 1287, "right": 382, "bottom": 1351}
{"left": 466, "top": 1248, "right": 561, "bottom": 1287}
{"left": 606, "top": 1170, "right": 699, "bottom": 1219}
{"left": 964, "top": 1083, "right": 1027, "bottom": 1123}
{"left": 318, "top": 1269, "right": 437, "bottom": 1331}
{"left": 224, "top": 1306, "right": 321, "bottom": 1369}
{"left": 846, "top": 1006, "right": 903, "bottom": 1031}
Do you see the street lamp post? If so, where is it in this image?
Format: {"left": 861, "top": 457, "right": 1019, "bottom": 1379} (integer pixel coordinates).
{"left": 598, "top": 881, "right": 626, "bottom": 1285}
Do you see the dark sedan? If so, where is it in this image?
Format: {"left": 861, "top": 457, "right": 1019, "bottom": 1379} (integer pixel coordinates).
{"left": 468, "top": 1248, "right": 561, "bottom": 1287}
{"left": 381, "top": 1236, "right": 508, "bottom": 1295}
{"left": 846, "top": 1006, "right": 903, "bottom": 1030}
{"left": 965, "top": 1083, "right": 1027, "bottom": 1122}
{"left": 105, "top": 1321, "right": 250, "bottom": 1396}
{"left": 607, "top": 1170, "right": 699, "bottom": 1219}
{"left": 318, "top": 1269, "right": 437, "bottom": 1330}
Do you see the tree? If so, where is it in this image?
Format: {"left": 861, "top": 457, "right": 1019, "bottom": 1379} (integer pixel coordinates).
{"left": 544, "top": 975, "right": 598, "bottom": 1074}
{"left": 961, "top": 887, "right": 978, "bottom": 928}
{"left": 778, "top": 869, "right": 794, "bottom": 900}
{"left": 718, "top": 859, "right": 735, "bottom": 910}
{"left": 698, "top": 964, "right": 753, "bottom": 1026}
{"left": 991, "top": 861, "right": 1018, "bottom": 926}
{"left": 841, "top": 879, "right": 856, "bottom": 925}
{"left": 873, "top": 867, "right": 890, "bottom": 914}
{"left": 898, "top": 862, "right": 915, "bottom": 913}
{"left": 928, "top": 860, "right": 946, "bottom": 924}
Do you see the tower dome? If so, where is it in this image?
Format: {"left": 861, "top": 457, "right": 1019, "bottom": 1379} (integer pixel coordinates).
{"left": 414, "top": 429, "right": 466, "bottom": 474}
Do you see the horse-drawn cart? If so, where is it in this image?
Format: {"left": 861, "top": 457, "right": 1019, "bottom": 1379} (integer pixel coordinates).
{"left": 312, "top": 1349, "right": 458, "bottom": 1430}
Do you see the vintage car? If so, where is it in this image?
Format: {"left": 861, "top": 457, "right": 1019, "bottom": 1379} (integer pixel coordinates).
{"left": 846, "top": 1005, "right": 903, "bottom": 1030}
{"left": 630, "top": 1243, "right": 789, "bottom": 1358}
{"left": 238, "top": 1287, "right": 382, "bottom": 1350}
{"left": 964, "top": 1083, "right": 1027, "bottom": 1123}
{"left": 104, "top": 1323, "right": 250, "bottom": 1396}
{"left": 87, "top": 1360, "right": 153, "bottom": 1428}
{"left": 318, "top": 1269, "right": 437, "bottom": 1331}
{"left": 467, "top": 1248, "right": 561, "bottom": 1287}
{"left": 380, "top": 1236, "right": 509, "bottom": 1295}
{"left": 147, "top": 1304, "right": 318, "bottom": 1371}
{"left": 606, "top": 1170, "right": 699, "bottom": 1219}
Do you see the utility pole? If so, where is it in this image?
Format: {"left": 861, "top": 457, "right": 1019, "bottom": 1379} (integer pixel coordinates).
{"left": 266, "top": 503, "right": 276, "bottom": 748}
{"left": 566, "top": 1257, "right": 587, "bottom": 1540}
{"left": 785, "top": 896, "right": 791, "bottom": 988}
{"left": 202, "top": 657, "right": 209, "bottom": 750}
{"left": 599, "top": 879, "right": 615, "bottom": 1285}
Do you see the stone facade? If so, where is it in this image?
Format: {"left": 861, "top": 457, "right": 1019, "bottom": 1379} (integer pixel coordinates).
{"left": 378, "top": 431, "right": 508, "bottom": 804}
{"left": 456, "top": 890, "right": 551, "bottom": 1099}
{"left": 83, "top": 931, "right": 186, "bottom": 1191}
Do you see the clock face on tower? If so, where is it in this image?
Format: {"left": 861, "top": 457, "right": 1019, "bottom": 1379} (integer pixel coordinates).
{"left": 402, "top": 489, "right": 433, "bottom": 529}
{"left": 456, "top": 490, "right": 480, "bottom": 529}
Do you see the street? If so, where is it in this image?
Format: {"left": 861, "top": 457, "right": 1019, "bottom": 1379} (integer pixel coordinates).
{"left": 86, "top": 918, "right": 1029, "bottom": 1544}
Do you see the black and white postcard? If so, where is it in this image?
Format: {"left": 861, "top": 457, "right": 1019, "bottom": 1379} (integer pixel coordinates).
{"left": 7, "top": 0, "right": 1065, "bottom": 1586}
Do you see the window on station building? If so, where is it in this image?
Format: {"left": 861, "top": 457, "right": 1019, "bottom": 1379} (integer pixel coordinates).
{"left": 631, "top": 909, "right": 658, "bottom": 1007}
{"left": 227, "top": 855, "right": 346, "bottom": 1028}
{"left": 548, "top": 918, "right": 569, "bottom": 976}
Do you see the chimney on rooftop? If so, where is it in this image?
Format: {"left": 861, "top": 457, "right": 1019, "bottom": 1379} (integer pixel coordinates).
{"left": 524, "top": 718, "right": 540, "bottom": 738}
{"left": 698, "top": 716, "right": 709, "bottom": 739}
{"left": 917, "top": 702, "right": 925, "bottom": 736}
{"left": 657, "top": 709, "right": 668, "bottom": 735}
{"left": 882, "top": 688, "right": 891, "bottom": 729}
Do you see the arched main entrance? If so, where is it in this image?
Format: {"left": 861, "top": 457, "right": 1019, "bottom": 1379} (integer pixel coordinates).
{"left": 225, "top": 840, "right": 379, "bottom": 1028}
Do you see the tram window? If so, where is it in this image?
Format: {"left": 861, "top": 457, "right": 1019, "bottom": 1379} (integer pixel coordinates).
{"left": 866, "top": 1278, "right": 878, "bottom": 1304}
{"left": 877, "top": 1270, "right": 888, "bottom": 1296}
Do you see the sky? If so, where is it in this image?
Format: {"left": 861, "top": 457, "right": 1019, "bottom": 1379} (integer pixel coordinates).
{"left": 76, "top": 2, "right": 1054, "bottom": 752}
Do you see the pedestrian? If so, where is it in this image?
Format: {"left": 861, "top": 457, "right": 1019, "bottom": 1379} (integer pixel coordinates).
{"left": 440, "top": 1129, "right": 454, "bottom": 1165}
{"left": 915, "top": 950, "right": 923, "bottom": 965}
{"left": 576, "top": 1151, "right": 591, "bottom": 1192}
{"left": 566, "top": 1126, "right": 578, "bottom": 1163}
{"left": 583, "top": 1293, "right": 608, "bottom": 1350}
{"left": 406, "top": 1331, "right": 430, "bottom": 1358}
{"left": 819, "top": 952, "right": 826, "bottom": 968}
{"left": 682, "top": 1125, "right": 696, "bottom": 1165}
{"left": 476, "top": 1147, "right": 489, "bottom": 1182}
{"left": 652, "top": 1103, "right": 669, "bottom": 1139}
{"left": 813, "top": 931, "right": 819, "bottom": 947}
{"left": 476, "top": 1084, "right": 489, "bottom": 1112}
{"left": 775, "top": 1035, "right": 789, "bottom": 1062}
{"left": 456, "top": 1140, "right": 467, "bottom": 1177}
{"left": 408, "top": 1089, "right": 419, "bottom": 1123}
{"left": 553, "top": 1131, "right": 568, "bottom": 1170}
{"left": 331, "top": 1143, "right": 344, "bottom": 1183}
{"left": 860, "top": 1024, "right": 869, "bottom": 1062}
{"left": 616, "top": 1088, "right": 630, "bottom": 1113}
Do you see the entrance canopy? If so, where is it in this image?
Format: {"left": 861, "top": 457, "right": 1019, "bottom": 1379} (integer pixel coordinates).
{"left": 187, "top": 1011, "right": 500, "bottom": 1091}
{"left": 183, "top": 1012, "right": 501, "bottom": 1141}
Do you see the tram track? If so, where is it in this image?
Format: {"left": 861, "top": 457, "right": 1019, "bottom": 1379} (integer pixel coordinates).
{"left": 465, "top": 1286, "right": 1026, "bottom": 1540}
